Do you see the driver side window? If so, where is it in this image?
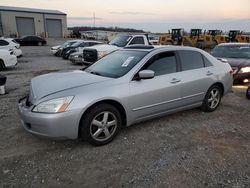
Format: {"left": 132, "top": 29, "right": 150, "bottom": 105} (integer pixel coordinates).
{"left": 142, "top": 51, "right": 177, "bottom": 76}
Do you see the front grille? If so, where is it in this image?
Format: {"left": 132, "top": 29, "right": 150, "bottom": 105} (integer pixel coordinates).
{"left": 83, "top": 48, "right": 98, "bottom": 63}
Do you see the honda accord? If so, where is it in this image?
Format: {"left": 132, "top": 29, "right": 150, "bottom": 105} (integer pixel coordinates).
{"left": 18, "top": 45, "right": 233, "bottom": 145}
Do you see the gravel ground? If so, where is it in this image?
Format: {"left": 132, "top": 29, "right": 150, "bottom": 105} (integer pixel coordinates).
{"left": 0, "top": 45, "right": 250, "bottom": 188}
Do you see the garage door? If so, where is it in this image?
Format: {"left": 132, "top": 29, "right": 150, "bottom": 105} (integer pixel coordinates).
{"left": 16, "top": 17, "right": 35, "bottom": 37}
{"left": 46, "top": 19, "right": 62, "bottom": 38}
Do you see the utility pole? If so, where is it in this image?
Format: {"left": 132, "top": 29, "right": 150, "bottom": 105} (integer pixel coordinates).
{"left": 93, "top": 12, "right": 95, "bottom": 28}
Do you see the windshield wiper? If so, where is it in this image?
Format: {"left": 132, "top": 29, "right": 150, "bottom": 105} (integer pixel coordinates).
{"left": 228, "top": 56, "right": 244, "bottom": 59}
{"left": 90, "top": 71, "right": 103, "bottom": 76}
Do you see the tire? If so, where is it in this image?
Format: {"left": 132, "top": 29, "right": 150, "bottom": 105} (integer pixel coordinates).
{"left": 201, "top": 85, "right": 222, "bottom": 112}
{"left": 80, "top": 103, "right": 122, "bottom": 146}
{"left": 38, "top": 42, "right": 42, "bottom": 46}
{"left": 0, "top": 59, "right": 5, "bottom": 70}
{"left": 246, "top": 86, "right": 250, "bottom": 100}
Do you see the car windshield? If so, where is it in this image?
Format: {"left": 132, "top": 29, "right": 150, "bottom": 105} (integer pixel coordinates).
{"left": 211, "top": 45, "right": 250, "bottom": 59}
{"left": 71, "top": 41, "right": 83, "bottom": 47}
{"left": 109, "top": 36, "right": 132, "bottom": 47}
{"left": 62, "top": 41, "right": 77, "bottom": 47}
{"left": 85, "top": 50, "right": 148, "bottom": 78}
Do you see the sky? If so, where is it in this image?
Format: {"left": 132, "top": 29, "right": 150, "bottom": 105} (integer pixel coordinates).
{"left": 1, "top": 0, "right": 250, "bottom": 32}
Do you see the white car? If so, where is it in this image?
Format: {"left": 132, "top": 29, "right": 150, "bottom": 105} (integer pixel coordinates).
{"left": 0, "top": 49, "right": 17, "bottom": 69}
{"left": 0, "top": 38, "right": 22, "bottom": 57}
{"left": 50, "top": 40, "right": 83, "bottom": 56}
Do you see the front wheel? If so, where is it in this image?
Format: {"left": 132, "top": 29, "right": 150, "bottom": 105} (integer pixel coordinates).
{"left": 80, "top": 104, "right": 122, "bottom": 146}
{"left": 201, "top": 85, "right": 222, "bottom": 112}
{"left": 246, "top": 86, "right": 250, "bottom": 100}
{"left": 38, "top": 42, "right": 42, "bottom": 46}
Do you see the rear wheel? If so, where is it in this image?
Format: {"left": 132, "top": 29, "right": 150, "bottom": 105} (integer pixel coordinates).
{"left": 38, "top": 42, "right": 42, "bottom": 46}
{"left": 80, "top": 103, "right": 122, "bottom": 146}
{"left": 201, "top": 85, "right": 222, "bottom": 112}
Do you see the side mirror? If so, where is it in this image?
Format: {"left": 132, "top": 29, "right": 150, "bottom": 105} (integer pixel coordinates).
{"left": 138, "top": 70, "right": 155, "bottom": 80}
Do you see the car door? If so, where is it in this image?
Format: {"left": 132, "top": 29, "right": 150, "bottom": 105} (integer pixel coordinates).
{"left": 23, "top": 36, "right": 33, "bottom": 45}
{"left": 129, "top": 51, "right": 182, "bottom": 121}
{"left": 177, "top": 50, "right": 215, "bottom": 106}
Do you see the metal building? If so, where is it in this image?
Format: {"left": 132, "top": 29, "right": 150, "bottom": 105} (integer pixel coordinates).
{"left": 0, "top": 6, "right": 67, "bottom": 38}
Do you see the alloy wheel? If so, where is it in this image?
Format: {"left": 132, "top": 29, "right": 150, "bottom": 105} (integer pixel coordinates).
{"left": 208, "top": 88, "right": 220, "bottom": 109}
{"left": 90, "top": 111, "right": 117, "bottom": 142}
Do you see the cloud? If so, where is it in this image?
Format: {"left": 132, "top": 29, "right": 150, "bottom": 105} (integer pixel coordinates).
{"left": 68, "top": 17, "right": 102, "bottom": 20}
{"left": 109, "top": 11, "right": 157, "bottom": 16}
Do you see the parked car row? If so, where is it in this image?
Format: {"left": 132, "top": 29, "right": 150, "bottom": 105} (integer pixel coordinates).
{"left": 51, "top": 39, "right": 103, "bottom": 61}
{"left": 0, "top": 37, "right": 22, "bottom": 69}
{"left": 0, "top": 35, "right": 48, "bottom": 70}
{"left": 52, "top": 34, "right": 151, "bottom": 66}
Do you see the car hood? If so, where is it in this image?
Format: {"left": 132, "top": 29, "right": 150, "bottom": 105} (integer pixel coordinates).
{"left": 88, "top": 44, "right": 119, "bottom": 52}
{"left": 30, "top": 70, "right": 111, "bottom": 101}
{"left": 51, "top": 45, "right": 61, "bottom": 50}
{"left": 217, "top": 57, "right": 250, "bottom": 67}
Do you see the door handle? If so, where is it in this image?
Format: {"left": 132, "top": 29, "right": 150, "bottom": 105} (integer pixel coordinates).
{"left": 170, "top": 78, "right": 181, "bottom": 84}
{"left": 206, "top": 71, "right": 213, "bottom": 76}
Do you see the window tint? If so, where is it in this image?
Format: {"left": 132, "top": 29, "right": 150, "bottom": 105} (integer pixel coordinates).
{"left": 143, "top": 52, "right": 177, "bottom": 76}
{"left": 91, "top": 42, "right": 99, "bottom": 46}
{"left": 0, "top": 40, "right": 9, "bottom": 46}
{"left": 179, "top": 51, "right": 204, "bottom": 71}
{"left": 80, "top": 42, "right": 87, "bottom": 47}
{"left": 129, "top": 37, "right": 145, "bottom": 45}
{"left": 25, "top": 36, "right": 34, "bottom": 41}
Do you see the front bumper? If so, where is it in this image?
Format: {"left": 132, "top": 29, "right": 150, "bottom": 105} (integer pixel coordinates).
{"left": 69, "top": 56, "right": 83, "bottom": 64}
{"left": 14, "top": 49, "right": 22, "bottom": 57}
{"left": 4, "top": 55, "right": 17, "bottom": 67}
{"left": 51, "top": 49, "right": 58, "bottom": 54}
{"left": 18, "top": 97, "right": 82, "bottom": 139}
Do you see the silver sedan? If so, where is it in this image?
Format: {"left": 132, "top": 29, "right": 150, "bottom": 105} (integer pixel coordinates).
{"left": 18, "top": 45, "right": 233, "bottom": 145}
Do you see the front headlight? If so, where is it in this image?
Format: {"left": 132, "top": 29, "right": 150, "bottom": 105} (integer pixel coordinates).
{"left": 98, "top": 51, "right": 108, "bottom": 59}
{"left": 239, "top": 67, "right": 250, "bottom": 73}
{"left": 32, "top": 96, "right": 74, "bottom": 113}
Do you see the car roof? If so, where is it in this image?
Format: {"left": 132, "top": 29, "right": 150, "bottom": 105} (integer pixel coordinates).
{"left": 218, "top": 43, "right": 250, "bottom": 47}
{"left": 122, "top": 45, "right": 205, "bottom": 53}
{"left": 83, "top": 40, "right": 103, "bottom": 43}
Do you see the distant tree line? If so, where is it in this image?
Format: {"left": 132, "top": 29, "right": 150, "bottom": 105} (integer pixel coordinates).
{"left": 68, "top": 26, "right": 145, "bottom": 37}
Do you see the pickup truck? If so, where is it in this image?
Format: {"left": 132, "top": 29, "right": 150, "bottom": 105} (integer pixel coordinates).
{"left": 82, "top": 34, "right": 150, "bottom": 64}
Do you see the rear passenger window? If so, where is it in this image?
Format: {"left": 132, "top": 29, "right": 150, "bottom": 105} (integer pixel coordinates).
{"left": 0, "top": 40, "right": 9, "bottom": 46}
{"left": 143, "top": 52, "right": 177, "bottom": 76}
{"left": 179, "top": 51, "right": 204, "bottom": 71}
{"left": 129, "top": 37, "right": 145, "bottom": 45}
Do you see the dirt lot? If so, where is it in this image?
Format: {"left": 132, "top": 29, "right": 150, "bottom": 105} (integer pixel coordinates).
{"left": 0, "top": 44, "right": 250, "bottom": 188}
